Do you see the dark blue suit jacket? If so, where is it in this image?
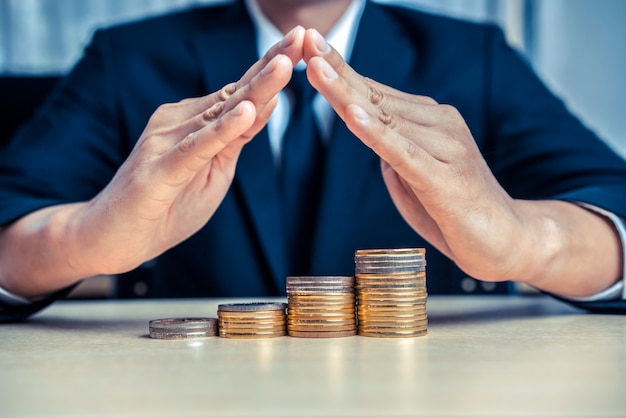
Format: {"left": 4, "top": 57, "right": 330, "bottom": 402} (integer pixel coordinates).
{"left": 2, "top": 0, "right": 626, "bottom": 320}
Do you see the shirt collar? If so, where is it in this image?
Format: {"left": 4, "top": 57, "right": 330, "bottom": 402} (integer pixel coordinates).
{"left": 244, "top": 0, "right": 366, "bottom": 70}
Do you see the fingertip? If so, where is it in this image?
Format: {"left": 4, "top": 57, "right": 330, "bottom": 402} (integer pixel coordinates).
{"left": 261, "top": 54, "right": 293, "bottom": 77}
{"left": 281, "top": 25, "right": 305, "bottom": 48}
{"left": 310, "top": 56, "right": 337, "bottom": 81}
{"left": 231, "top": 100, "right": 255, "bottom": 118}
{"left": 307, "top": 28, "right": 330, "bottom": 54}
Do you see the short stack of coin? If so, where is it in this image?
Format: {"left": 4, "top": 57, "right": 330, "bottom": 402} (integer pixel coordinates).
{"left": 355, "top": 248, "right": 428, "bottom": 338}
{"left": 149, "top": 317, "right": 218, "bottom": 340}
{"left": 286, "top": 276, "right": 357, "bottom": 338}
{"left": 217, "top": 302, "right": 287, "bottom": 339}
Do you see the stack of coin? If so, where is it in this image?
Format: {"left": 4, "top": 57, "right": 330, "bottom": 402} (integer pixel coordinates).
{"left": 355, "top": 248, "right": 428, "bottom": 338}
{"left": 149, "top": 317, "right": 218, "bottom": 340}
{"left": 217, "top": 302, "right": 287, "bottom": 339}
{"left": 286, "top": 276, "right": 357, "bottom": 338}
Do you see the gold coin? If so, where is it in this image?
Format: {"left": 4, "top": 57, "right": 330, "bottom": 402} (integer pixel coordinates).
{"left": 217, "top": 311, "right": 286, "bottom": 320}
{"left": 357, "top": 299, "right": 427, "bottom": 306}
{"left": 358, "top": 318, "right": 428, "bottom": 327}
{"left": 358, "top": 308, "right": 426, "bottom": 317}
{"left": 355, "top": 267, "right": 426, "bottom": 275}
{"left": 358, "top": 291, "right": 426, "bottom": 297}
{"left": 358, "top": 329, "right": 427, "bottom": 338}
{"left": 288, "top": 329, "right": 357, "bottom": 338}
{"left": 288, "top": 324, "right": 356, "bottom": 332}
{"left": 288, "top": 310, "right": 355, "bottom": 317}
{"left": 357, "top": 312, "right": 427, "bottom": 320}
{"left": 355, "top": 283, "right": 427, "bottom": 290}
{"left": 289, "top": 294, "right": 356, "bottom": 301}
{"left": 219, "top": 332, "right": 286, "bottom": 339}
{"left": 288, "top": 298, "right": 355, "bottom": 305}
{"left": 289, "top": 313, "right": 355, "bottom": 319}
{"left": 216, "top": 314, "right": 286, "bottom": 321}
{"left": 289, "top": 317, "right": 355, "bottom": 324}
{"left": 286, "top": 289, "right": 355, "bottom": 296}
{"left": 218, "top": 321, "right": 285, "bottom": 329}
{"left": 287, "top": 304, "right": 355, "bottom": 311}
{"left": 358, "top": 324, "right": 428, "bottom": 333}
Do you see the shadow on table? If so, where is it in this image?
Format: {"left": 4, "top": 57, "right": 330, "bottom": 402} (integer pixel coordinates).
{"left": 427, "top": 296, "right": 583, "bottom": 327}
{"left": 16, "top": 316, "right": 146, "bottom": 332}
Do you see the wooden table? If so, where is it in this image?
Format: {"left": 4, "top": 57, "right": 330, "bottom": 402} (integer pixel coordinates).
{"left": 1, "top": 296, "right": 624, "bottom": 417}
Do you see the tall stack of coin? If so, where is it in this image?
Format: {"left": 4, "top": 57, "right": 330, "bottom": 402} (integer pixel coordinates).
{"left": 217, "top": 302, "right": 287, "bottom": 339}
{"left": 286, "top": 276, "right": 357, "bottom": 338}
{"left": 355, "top": 248, "right": 428, "bottom": 337}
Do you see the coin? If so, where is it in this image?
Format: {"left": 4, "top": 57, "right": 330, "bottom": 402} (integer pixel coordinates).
{"left": 149, "top": 317, "right": 218, "bottom": 340}
{"left": 219, "top": 331, "right": 286, "bottom": 339}
{"left": 286, "top": 275, "right": 357, "bottom": 338}
{"left": 354, "top": 248, "right": 428, "bottom": 338}
{"left": 217, "top": 302, "right": 287, "bottom": 339}
{"left": 217, "top": 302, "right": 287, "bottom": 312}
{"left": 358, "top": 329, "right": 427, "bottom": 338}
{"left": 355, "top": 248, "right": 426, "bottom": 257}
{"left": 288, "top": 294, "right": 355, "bottom": 301}
{"left": 287, "top": 276, "right": 354, "bottom": 284}
{"left": 288, "top": 329, "right": 357, "bottom": 338}
{"left": 355, "top": 272, "right": 426, "bottom": 280}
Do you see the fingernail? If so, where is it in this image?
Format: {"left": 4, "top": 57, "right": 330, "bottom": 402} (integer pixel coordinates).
{"left": 232, "top": 101, "right": 245, "bottom": 116}
{"left": 260, "top": 58, "right": 276, "bottom": 76}
{"left": 353, "top": 105, "right": 370, "bottom": 122}
{"left": 280, "top": 26, "right": 303, "bottom": 48}
{"left": 319, "top": 59, "right": 337, "bottom": 80}
{"left": 311, "top": 29, "right": 330, "bottom": 53}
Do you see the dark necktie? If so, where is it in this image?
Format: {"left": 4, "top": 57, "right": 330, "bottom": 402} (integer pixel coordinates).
{"left": 281, "top": 70, "right": 324, "bottom": 275}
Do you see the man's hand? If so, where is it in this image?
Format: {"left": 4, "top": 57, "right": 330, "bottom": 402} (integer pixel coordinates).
{"left": 0, "top": 27, "right": 306, "bottom": 297}
{"left": 302, "top": 29, "right": 622, "bottom": 297}
{"left": 75, "top": 27, "right": 307, "bottom": 274}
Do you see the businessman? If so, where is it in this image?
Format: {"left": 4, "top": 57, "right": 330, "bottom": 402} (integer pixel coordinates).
{"left": 1, "top": 0, "right": 625, "bottom": 321}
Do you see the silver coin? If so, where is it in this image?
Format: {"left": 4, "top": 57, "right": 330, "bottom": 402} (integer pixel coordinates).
{"left": 149, "top": 317, "right": 218, "bottom": 340}
{"left": 217, "top": 302, "right": 287, "bottom": 312}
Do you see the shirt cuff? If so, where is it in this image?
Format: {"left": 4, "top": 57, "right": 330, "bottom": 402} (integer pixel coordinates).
{"left": 554, "top": 203, "right": 626, "bottom": 302}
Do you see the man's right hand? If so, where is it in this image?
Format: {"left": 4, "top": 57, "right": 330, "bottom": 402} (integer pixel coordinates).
{"left": 0, "top": 27, "right": 306, "bottom": 298}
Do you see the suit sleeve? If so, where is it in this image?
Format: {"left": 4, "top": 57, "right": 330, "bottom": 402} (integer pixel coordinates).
{"left": 0, "top": 30, "right": 126, "bottom": 321}
{"left": 0, "top": 286, "right": 77, "bottom": 323}
{"left": 0, "top": 29, "right": 127, "bottom": 226}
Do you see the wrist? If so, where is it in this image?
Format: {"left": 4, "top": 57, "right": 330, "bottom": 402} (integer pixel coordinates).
{"left": 506, "top": 201, "right": 562, "bottom": 288}
{"left": 506, "top": 200, "right": 622, "bottom": 297}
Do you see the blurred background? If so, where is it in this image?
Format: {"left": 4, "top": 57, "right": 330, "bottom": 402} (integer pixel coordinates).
{"left": 1, "top": 0, "right": 625, "bottom": 157}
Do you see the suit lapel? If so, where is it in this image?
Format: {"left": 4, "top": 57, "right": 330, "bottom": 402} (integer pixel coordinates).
{"left": 191, "top": 2, "right": 288, "bottom": 290}
{"left": 311, "top": 2, "right": 419, "bottom": 273}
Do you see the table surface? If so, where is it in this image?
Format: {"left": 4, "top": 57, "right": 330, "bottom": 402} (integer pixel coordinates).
{"left": 1, "top": 295, "right": 625, "bottom": 417}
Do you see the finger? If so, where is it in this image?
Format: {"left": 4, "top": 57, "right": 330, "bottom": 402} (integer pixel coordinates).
{"left": 237, "top": 25, "right": 305, "bottom": 87}
{"left": 343, "top": 103, "right": 436, "bottom": 186}
{"left": 166, "top": 83, "right": 239, "bottom": 123}
{"left": 304, "top": 29, "right": 443, "bottom": 127}
{"left": 158, "top": 54, "right": 288, "bottom": 153}
{"left": 381, "top": 161, "right": 452, "bottom": 257}
{"left": 220, "top": 53, "right": 293, "bottom": 127}
{"left": 147, "top": 26, "right": 304, "bottom": 125}
{"left": 158, "top": 100, "right": 256, "bottom": 185}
